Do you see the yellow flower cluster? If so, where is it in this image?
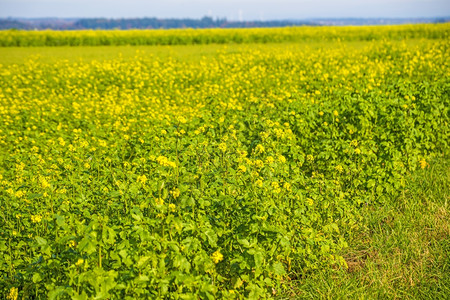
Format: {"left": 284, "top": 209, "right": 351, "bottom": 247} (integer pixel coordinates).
{"left": 7, "top": 287, "right": 18, "bottom": 300}
{"left": 31, "top": 215, "right": 43, "bottom": 223}
{"left": 419, "top": 159, "right": 429, "bottom": 169}
{"left": 218, "top": 142, "right": 227, "bottom": 152}
{"left": 211, "top": 250, "right": 224, "bottom": 264}
{"left": 170, "top": 188, "right": 180, "bottom": 199}
{"left": 155, "top": 198, "right": 164, "bottom": 206}
{"left": 238, "top": 165, "right": 247, "bottom": 173}
{"left": 156, "top": 156, "right": 176, "bottom": 168}
{"left": 137, "top": 174, "right": 148, "bottom": 184}
{"left": 255, "top": 144, "right": 265, "bottom": 154}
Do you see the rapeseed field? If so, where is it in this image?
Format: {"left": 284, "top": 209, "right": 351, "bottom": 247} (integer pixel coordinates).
{"left": 0, "top": 25, "right": 448, "bottom": 298}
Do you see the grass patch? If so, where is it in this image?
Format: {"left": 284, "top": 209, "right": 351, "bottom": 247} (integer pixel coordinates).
{"left": 283, "top": 154, "right": 449, "bottom": 299}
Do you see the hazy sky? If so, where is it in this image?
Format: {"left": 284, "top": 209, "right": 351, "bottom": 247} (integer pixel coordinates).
{"left": 1, "top": 0, "right": 449, "bottom": 20}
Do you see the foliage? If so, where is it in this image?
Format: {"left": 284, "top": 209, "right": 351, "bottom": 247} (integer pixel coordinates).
{"left": 0, "top": 26, "right": 449, "bottom": 298}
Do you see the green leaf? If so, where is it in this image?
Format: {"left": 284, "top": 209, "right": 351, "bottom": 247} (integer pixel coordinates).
{"left": 238, "top": 239, "right": 250, "bottom": 247}
{"left": 137, "top": 256, "right": 151, "bottom": 268}
{"left": 27, "top": 193, "right": 43, "bottom": 200}
{"left": 273, "top": 262, "right": 286, "bottom": 276}
{"left": 33, "top": 272, "right": 42, "bottom": 283}
{"left": 203, "top": 229, "right": 217, "bottom": 247}
{"left": 136, "top": 274, "right": 149, "bottom": 282}
{"left": 109, "top": 191, "right": 121, "bottom": 198}
{"left": 48, "top": 286, "right": 69, "bottom": 300}
{"left": 55, "top": 214, "right": 67, "bottom": 229}
{"left": 35, "top": 236, "right": 47, "bottom": 246}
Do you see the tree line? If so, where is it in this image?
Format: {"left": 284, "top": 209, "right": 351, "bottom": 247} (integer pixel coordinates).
{"left": 0, "top": 17, "right": 314, "bottom": 30}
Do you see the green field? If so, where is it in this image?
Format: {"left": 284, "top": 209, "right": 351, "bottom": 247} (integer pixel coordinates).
{"left": 0, "top": 25, "right": 449, "bottom": 299}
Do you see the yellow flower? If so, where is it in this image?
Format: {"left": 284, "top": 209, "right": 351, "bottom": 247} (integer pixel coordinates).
{"left": 238, "top": 165, "right": 247, "bottom": 173}
{"left": 278, "top": 155, "right": 286, "bottom": 163}
{"left": 283, "top": 182, "right": 291, "bottom": 191}
{"left": 31, "top": 215, "right": 43, "bottom": 223}
{"left": 99, "top": 140, "right": 108, "bottom": 147}
{"left": 7, "top": 287, "right": 18, "bottom": 300}
{"left": 307, "top": 154, "right": 314, "bottom": 161}
{"left": 15, "top": 190, "right": 25, "bottom": 198}
{"left": 237, "top": 150, "right": 248, "bottom": 158}
{"left": 155, "top": 198, "right": 164, "bottom": 206}
{"left": 75, "top": 258, "right": 84, "bottom": 266}
{"left": 211, "top": 250, "right": 224, "bottom": 264}
{"left": 16, "top": 162, "right": 25, "bottom": 171}
{"left": 255, "top": 144, "right": 265, "bottom": 154}
{"left": 319, "top": 111, "right": 324, "bottom": 116}
{"left": 333, "top": 110, "right": 339, "bottom": 117}
{"left": 306, "top": 198, "right": 314, "bottom": 206}
{"left": 137, "top": 174, "right": 148, "bottom": 184}
{"left": 419, "top": 159, "right": 428, "bottom": 169}
{"left": 260, "top": 131, "right": 270, "bottom": 140}
{"left": 156, "top": 155, "right": 176, "bottom": 168}
{"left": 218, "top": 142, "right": 227, "bottom": 152}
{"left": 254, "top": 159, "right": 264, "bottom": 168}
{"left": 169, "top": 203, "right": 176, "bottom": 212}
{"left": 266, "top": 156, "right": 274, "bottom": 164}
{"left": 335, "top": 165, "right": 344, "bottom": 173}
{"left": 58, "top": 137, "right": 66, "bottom": 146}
{"left": 255, "top": 179, "right": 263, "bottom": 187}
{"left": 170, "top": 188, "right": 180, "bottom": 198}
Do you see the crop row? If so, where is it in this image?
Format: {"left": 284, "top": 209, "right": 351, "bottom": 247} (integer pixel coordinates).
{"left": 0, "top": 24, "right": 448, "bottom": 47}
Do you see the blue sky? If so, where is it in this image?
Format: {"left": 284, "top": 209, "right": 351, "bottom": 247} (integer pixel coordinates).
{"left": 0, "top": 0, "right": 449, "bottom": 20}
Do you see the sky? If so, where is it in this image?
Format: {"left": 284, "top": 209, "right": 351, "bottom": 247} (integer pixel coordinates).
{"left": 0, "top": 0, "right": 449, "bottom": 20}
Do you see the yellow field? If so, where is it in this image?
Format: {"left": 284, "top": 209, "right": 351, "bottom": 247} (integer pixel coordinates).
{"left": 0, "top": 25, "right": 449, "bottom": 298}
